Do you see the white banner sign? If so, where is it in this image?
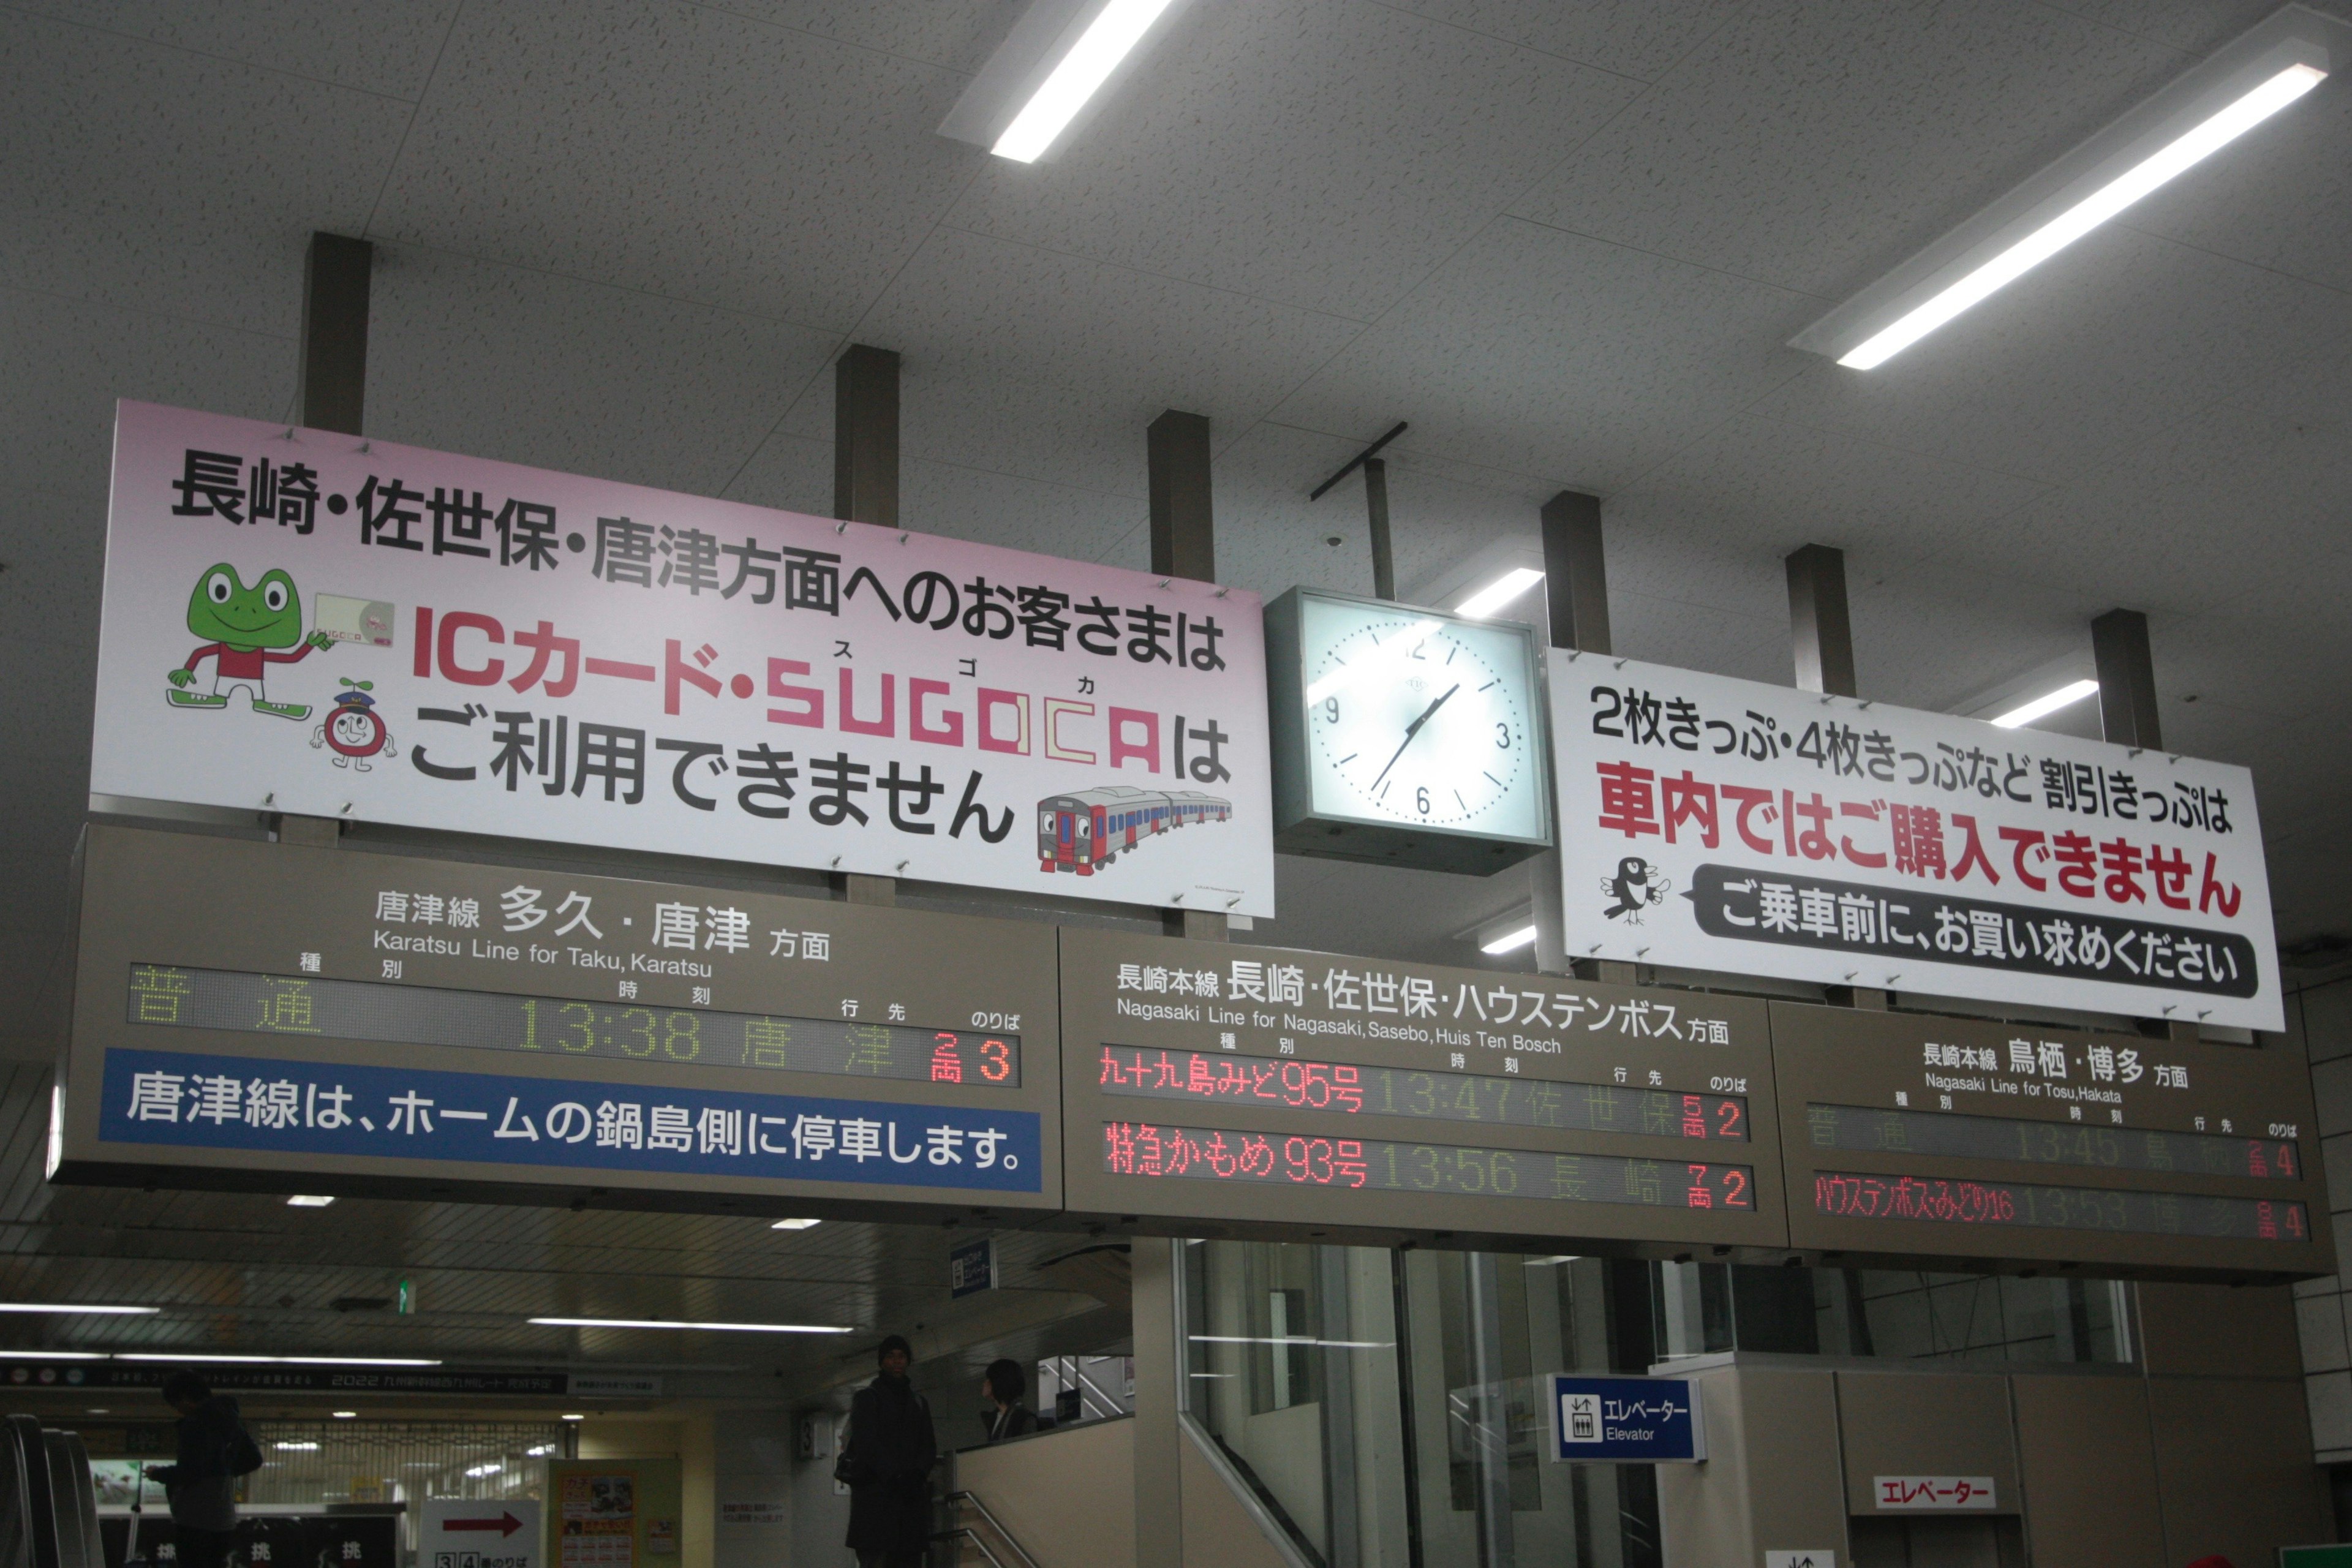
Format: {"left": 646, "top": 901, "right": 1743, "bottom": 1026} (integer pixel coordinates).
{"left": 92, "top": 402, "right": 1275, "bottom": 915}
{"left": 1548, "top": 654, "right": 2278, "bottom": 1031}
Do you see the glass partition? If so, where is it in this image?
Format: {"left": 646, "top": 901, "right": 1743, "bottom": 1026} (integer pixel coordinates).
{"left": 1178, "top": 1241, "right": 1659, "bottom": 1568}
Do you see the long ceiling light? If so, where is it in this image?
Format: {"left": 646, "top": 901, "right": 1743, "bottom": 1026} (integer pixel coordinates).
{"left": 0, "top": 1303, "right": 159, "bottom": 1315}
{"left": 1480, "top": 924, "right": 1538, "bottom": 956}
{"left": 995, "top": 1, "right": 1177, "bottom": 161}
{"left": 1456, "top": 568, "right": 1544, "bottom": 620}
{"left": 529, "top": 1316, "right": 854, "bottom": 1335}
{"left": 1989, "top": 679, "right": 2100, "bottom": 729}
{"left": 1793, "top": 10, "right": 2348, "bottom": 369}
{"left": 113, "top": 1354, "right": 443, "bottom": 1366}
{"left": 940, "top": 0, "right": 1190, "bottom": 164}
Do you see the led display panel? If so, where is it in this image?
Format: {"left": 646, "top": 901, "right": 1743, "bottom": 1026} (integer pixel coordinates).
{"left": 1771, "top": 1002, "right": 2332, "bottom": 1281}
{"left": 1059, "top": 927, "right": 1784, "bottom": 1252}
{"left": 56, "top": 826, "right": 1061, "bottom": 1221}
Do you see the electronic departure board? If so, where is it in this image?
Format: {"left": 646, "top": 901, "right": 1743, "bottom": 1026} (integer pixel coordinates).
{"left": 1771, "top": 1003, "right": 2331, "bottom": 1281}
{"left": 1060, "top": 927, "right": 1784, "bottom": 1252}
{"left": 58, "top": 826, "right": 1061, "bottom": 1221}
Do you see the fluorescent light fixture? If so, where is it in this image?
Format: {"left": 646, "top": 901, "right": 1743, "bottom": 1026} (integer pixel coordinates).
{"left": 1795, "top": 10, "right": 2348, "bottom": 369}
{"left": 0, "top": 1351, "right": 107, "bottom": 1360}
{"left": 1456, "top": 568, "right": 1544, "bottom": 620}
{"left": 1305, "top": 619, "right": 1440, "bottom": 707}
{"left": 0, "top": 1303, "right": 159, "bottom": 1315}
{"left": 1522, "top": 1254, "right": 1581, "bottom": 1267}
{"left": 332, "top": 1411, "right": 358, "bottom": 1419}
{"left": 561, "top": 1414, "right": 585, "bottom": 1422}
{"left": 769, "top": 1218, "right": 822, "bottom": 1231}
{"left": 275, "top": 1441, "right": 320, "bottom": 1452}
{"left": 287, "top": 1194, "right": 336, "bottom": 1208}
{"left": 529, "top": 1317, "right": 855, "bottom": 1335}
{"left": 1480, "top": 924, "right": 1539, "bottom": 956}
{"left": 526, "top": 1444, "right": 556, "bottom": 1457}
{"left": 995, "top": 0, "right": 1176, "bottom": 160}
{"left": 113, "top": 1354, "right": 443, "bottom": 1366}
{"left": 1989, "top": 679, "right": 2100, "bottom": 729}
{"left": 940, "top": 0, "right": 1189, "bottom": 164}
{"left": 466, "top": 1462, "right": 503, "bottom": 1478}
{"left": 1188, "top": 1335, "right": 1393, "bottom": 1349}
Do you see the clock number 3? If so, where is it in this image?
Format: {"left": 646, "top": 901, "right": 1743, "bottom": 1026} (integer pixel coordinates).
{"left": 1494, "top": 722, "right": 1510, "bottom": 748}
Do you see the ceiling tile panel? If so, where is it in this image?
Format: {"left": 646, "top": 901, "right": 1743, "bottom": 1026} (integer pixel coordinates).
{"left": 1270, "top": 217, "right": 1815, "bottom": 490}
{"left": 0, "top": 12, "right": 412, "bottom": 336}
{"left": 851, "top": 227, "right": 1363, "bottom": 424}
{"left": 369, "top": 0, "right": 979, "bottom": 329}
{"left": 1947, "top": 396, "right": 2352, "bottom": 614}
{"left": 365, "top": 244, "right": 837, "bottom": 497}
{"left": 1377, "top": 0, "right": 1745, "bottom": 79}
{"left": 13, "top": 1, "right": 462, "bottom": 97}
{"left": 1511, "top": 0, "right": 2189, "bottom": 298}
{"left": 946, "top": 1, "right": 1645, "bottom": 320}
{"left": 709, "top": 0, "right": 1016, "bottom": 74}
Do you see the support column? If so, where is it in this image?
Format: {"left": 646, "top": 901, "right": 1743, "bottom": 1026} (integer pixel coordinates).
{"left": 1148, "top": 410, "right": 1215, "bottom": 584}
{"left": 1532, "top": 492, "right": 1628, "bottom": 981}
{"left": 283, "top": 232, "right": 374, "bottom": 851}
{"left": 2093, "top": 609, "right": 2195, "bottom": 1041}
{"left": 1131, "top": 1237, "right": 1185, "bottom": 1568}
{"left": 834, "top": 345, "right": 900, "bottom": 907}
{"left": 1539, "top": 490, "right": 1611, "bottom": 655}
{"left": 1363, "top": 456, "right": 1395, "bottom": 601}
{"left": 832, "top": 344, "right": 899, "bottom": 530}
{"left": 298, "top": 233, "right": 372, "bottom": 437}
{"left": 2091, "top": 609, "right": 2163, "bottom": 750}
{"left": 1149, "top": 410, "right": 1224, "bottom": 941}
{"left": 1785, "top": 545, "right": 1885, "bottom": 1009}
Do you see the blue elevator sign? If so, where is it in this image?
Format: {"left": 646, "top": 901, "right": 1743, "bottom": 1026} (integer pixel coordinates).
{"left": 1545, "top": 1375, "right": 1705, "bottom": 1463}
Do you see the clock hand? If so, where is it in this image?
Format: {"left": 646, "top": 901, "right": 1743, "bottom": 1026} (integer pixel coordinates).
{"left": 1371, "top": 684, "right": 1460, "bottom": 790}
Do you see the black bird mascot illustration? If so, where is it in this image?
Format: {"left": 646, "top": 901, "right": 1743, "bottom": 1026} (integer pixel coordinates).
{"left": 1601, "top": 857, "right": 1668, "bottom": 922}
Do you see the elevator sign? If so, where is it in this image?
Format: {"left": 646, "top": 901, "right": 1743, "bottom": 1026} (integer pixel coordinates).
{"left": 1545, "top": 1375, "right": 1703, "bottom": 1463}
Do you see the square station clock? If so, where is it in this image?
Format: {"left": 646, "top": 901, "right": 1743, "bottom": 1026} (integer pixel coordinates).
{"left": 1265, "top": 587, "right": 1553, "bottom": 873}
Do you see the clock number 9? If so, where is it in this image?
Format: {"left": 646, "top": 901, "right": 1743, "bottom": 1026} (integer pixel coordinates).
{"left": 1324, "top": 696, "right": 1339, "bottom": 723}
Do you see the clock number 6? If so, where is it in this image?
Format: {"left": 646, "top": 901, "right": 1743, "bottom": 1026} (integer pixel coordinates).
{"left": 1415, "top": 786, "right": 1430, "bottom": 815}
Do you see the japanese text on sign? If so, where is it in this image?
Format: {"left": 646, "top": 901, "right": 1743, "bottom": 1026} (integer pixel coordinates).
{"left": 1550, "top": 654, "right": 2278, "bottom": 1028}
{"left": 93, "top": 403, "right": 1274, "bottom": 914}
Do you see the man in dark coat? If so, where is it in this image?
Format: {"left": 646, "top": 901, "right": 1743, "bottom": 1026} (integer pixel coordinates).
{"left": 146, "top": 1371, "right": 257, "bottom": 1568}
{"left": 843, "top": 1335, "right": 935, "bottom": 1568}
{"left": 979, "top": 1359, "right": 1041, "bottom": 1445}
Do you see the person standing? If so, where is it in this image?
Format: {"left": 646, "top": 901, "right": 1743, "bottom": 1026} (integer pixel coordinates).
{"left": 978, "top": 1360, "right": 1040, "bottom": 1445}
{"left": 145, "top": 1371, "right": 260, "bottom": 1568}
{"left": 842, "top": 1336, "right": 935, "bottom": 1568}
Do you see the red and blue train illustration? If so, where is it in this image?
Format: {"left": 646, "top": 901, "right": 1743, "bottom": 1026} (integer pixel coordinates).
{"left": 1039, "top": 785, "right": 1234, "bottom": 877}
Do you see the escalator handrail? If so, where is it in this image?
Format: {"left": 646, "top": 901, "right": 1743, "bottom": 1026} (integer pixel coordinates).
{"left": 938, "top": 1491, "right": 1042, "bottom": 1568}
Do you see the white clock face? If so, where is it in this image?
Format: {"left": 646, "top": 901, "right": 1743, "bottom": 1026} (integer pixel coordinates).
{"left": 1298, "top": 595, "right": 1545, "bottom": 840}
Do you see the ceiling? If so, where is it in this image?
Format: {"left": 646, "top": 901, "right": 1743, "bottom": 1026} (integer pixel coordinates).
{"left": 6, "top": 0, "right": 2352, "bottom": 1369}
